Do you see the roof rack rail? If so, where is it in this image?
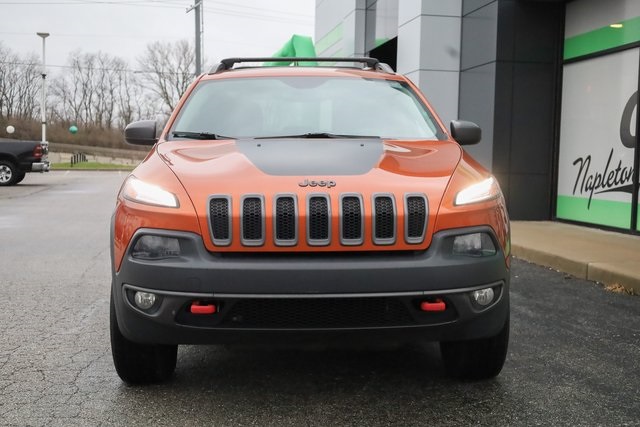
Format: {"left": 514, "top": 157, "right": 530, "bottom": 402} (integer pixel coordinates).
{"left": 209, "top": 57, "right": 395, "bottom": 74}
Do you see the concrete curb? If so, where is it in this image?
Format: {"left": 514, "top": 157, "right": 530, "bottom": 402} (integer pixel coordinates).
{"left": 588, "top": 262, "right": 640, "bottom": 293}
{"left": 511, "top": 221, "right": 640, "bottom": 294}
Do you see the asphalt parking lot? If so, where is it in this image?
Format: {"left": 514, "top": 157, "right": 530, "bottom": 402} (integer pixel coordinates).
{"left": 1, "top": 171, "right": 639, "bottom": 426}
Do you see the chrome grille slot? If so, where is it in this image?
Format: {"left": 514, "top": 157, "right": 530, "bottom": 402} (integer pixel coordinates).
{"left": 307, "top": 195, "right": 331, "bottom": 246}
{"left": 405, "top": 194, "right": 428, "bottom": 244}
{"left": 373, "top": 194, "right": 396, "bottom": 245}
{"left": 274, "top": 195, "right": 297, "bottom": 246}
{"left": 208, "top": 196, "right": 231, "bottom": 246}
{"left": 241, "top": 195, "right": 265, "bottom": 246}
{"left": 340, "top": 194, "right": 363, "bottom": 246}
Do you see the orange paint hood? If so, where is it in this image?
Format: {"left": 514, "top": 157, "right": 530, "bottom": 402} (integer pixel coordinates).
{"left": 157, "top": 138, "right": 462, "bottom": 183}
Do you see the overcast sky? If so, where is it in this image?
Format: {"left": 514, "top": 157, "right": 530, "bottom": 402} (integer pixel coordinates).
{"left": 0, "top": 0, "right": 315, "bottom": 74}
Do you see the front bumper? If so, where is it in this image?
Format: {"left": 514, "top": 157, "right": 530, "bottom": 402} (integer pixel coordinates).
{"left": 112, "top": 226, "right": 510, "bottom": 345}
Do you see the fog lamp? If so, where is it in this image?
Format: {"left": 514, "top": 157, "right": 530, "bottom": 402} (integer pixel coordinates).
{"left": 452, "top": 233, "right": 496, "bottom": 257}
{"left": 471, "top": 288, "right": 495, "bottom": 306}
{"left": 132, "top": 235, "right": 180, "bottom": 260}
{"left": 134, "top": 291, "right": 157, "bottom": 310}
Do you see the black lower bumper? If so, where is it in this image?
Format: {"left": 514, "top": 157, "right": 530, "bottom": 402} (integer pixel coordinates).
{"left": 112, "top": 226, "right": 510, "bottom": 345}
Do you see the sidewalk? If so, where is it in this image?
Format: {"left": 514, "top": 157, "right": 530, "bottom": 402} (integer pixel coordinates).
{"left": 511, "top": 221, "right": 640, "bottom": 294}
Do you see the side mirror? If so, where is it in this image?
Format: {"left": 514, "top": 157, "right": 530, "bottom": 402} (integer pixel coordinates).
{"left": 124, "top": 120, "right": 158, "bottom": 146}
{"left": 450, "top": 120, "right": 481, "bottom": 145}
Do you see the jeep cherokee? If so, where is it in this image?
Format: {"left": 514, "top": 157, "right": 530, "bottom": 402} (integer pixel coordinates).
{"left": 110, "top": 57, "right": 510, "bottom": 384}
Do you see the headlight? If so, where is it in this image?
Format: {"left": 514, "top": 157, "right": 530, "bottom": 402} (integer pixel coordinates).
{"left": 122, "top": 176, "right": 179, "bottom": 208}
{"left": 455, "top": 177, "right": 500, "bottom": 206}
{"left": 132, "top": 235, "right": 181, "bottom": 259}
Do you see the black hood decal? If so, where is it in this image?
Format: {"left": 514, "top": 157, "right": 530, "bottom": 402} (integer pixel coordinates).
{"left": 235, "top": 139, "right": 384, "bottom": 176}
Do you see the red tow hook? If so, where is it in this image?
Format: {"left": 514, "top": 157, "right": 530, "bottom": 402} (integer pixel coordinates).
{"left": 420, "top": 299, "right": 446, "bottom": 312}
{"left": 190, "top": 301, "right": 217, "bottom": 315}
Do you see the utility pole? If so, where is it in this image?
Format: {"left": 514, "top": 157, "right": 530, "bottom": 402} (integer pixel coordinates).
{"left": 186, "top": 1, "right": 203, "bottom": 75}
{"left": 36, "top": 32, "right": 50, "bottom": 146}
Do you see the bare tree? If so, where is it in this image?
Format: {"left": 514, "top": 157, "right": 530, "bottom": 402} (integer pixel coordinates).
{"left": 115, "top": 70, "right": 141, "bottom": 126}
{"left": 51, "top": 51, "right": 93, "bottom": 126}
{"left": 15, "top": 54, "right": 41, "bottom": 119}
{"left": 50, "top": 51, "right": 132, "bottom": 128}
{"left": 0, "top": 43, "right": 40, "bottom": 120}
{"left": 115, "top": 70, "right": 160, "bottom": 127}
{"left": 137, "top": 40, "right": 196, "bottom": 113}
{"left": 2, "top": 40, "right": 194, "bottom": 142}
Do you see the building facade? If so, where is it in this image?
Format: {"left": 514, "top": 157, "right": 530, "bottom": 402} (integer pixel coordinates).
{"left": 314, "top": 0, "right": 639, "bottom": 234}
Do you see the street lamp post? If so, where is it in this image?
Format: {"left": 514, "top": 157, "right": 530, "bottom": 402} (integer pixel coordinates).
{"left": 37, "top": 32, "right": 50, "bottom": 146}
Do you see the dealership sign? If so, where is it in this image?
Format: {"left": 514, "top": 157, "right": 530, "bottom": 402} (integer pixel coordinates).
{"left": 557, "top": 48, "right": 638, "bottom": 229}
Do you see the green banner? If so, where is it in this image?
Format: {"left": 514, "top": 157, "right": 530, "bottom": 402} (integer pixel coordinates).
{"left": 556, "top": 196, "right": 632, "bottom": 229}
{"left": 264, "top": 35, "right": 317, "bottom": 66}
{"left": 564, "top": 16, "right": 640, "bottom": 60}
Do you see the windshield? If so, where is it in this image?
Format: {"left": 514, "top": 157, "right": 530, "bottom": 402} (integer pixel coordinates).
{"left": 170, "top": 76, "right": 445, "bottom": 140}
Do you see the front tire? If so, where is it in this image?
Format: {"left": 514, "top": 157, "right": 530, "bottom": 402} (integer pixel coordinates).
{"left": 440, "top": 315, "right": 509, "bottom": 380}
{"left": 110, "top": 292, "right": 177, "bottom": 384}
{"left": 0, "top": 160, "right": 18, "bottom": 186}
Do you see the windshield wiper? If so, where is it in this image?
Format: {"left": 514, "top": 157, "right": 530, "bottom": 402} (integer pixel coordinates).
{"left": 172, "top": 131, "right": 234, "bottom": 140}
{"left": 255, "top": 132, "right": 380, "bottom": 139}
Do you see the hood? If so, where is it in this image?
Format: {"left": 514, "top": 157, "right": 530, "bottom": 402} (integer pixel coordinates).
{"left": 157, "top": 137, "right": 461, "bottom": 181}
{"left": 156, "top": 138, "right": 462, "bottom": 252}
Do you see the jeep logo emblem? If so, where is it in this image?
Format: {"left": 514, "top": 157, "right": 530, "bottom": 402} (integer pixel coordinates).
{"left": 298, "top": 179, "right": 336, "bottom": 188}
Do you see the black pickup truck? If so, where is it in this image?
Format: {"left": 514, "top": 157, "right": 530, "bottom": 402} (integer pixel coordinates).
{"left": 0, "top": 139, "right": 50, "bottom": 186}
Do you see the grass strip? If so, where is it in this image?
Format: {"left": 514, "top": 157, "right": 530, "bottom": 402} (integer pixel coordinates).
{"left": 52, "top": 162, "right": 136, "bottom": 171}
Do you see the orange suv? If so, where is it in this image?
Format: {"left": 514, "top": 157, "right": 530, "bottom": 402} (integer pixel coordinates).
{"left": 110, "top": 57, "right": 510, "bottom": 384}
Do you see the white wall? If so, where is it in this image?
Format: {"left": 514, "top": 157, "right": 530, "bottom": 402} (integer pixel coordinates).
{"left": 396, "top": 0, "right": 462, "bottom": 127}
{"left": 315, "top": 0, "right": 366, "bottom": 57}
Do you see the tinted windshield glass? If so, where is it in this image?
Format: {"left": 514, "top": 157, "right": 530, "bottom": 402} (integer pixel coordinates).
{"left": 171, "top": 77, "right": 445, "bottom": 139}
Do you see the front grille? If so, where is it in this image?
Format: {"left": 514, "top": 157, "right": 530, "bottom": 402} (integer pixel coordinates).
{"left": 241, "top": 196, "right": 264, "bottom": 245}
{"left": 221, "top": 297, "right": 414, "bottom": 329}
{"left": 207, "top": 192, "right": 427, "bottom": 247}
{"left": 341, "top": 195, "right": 363, "bottom": 245}
{"left": 373, "top": 195, "right": 396, "bottom": 244}
{"left": 406, "top": 195, "right": 427, "bottom": 244}
{"left": 209, "top": 197, "right": 231, "bottom": 245}
{"left": 308, "top": 196, "right": 330, "bottom": 245}
{"left": 274, "top": 196, "right": 297, "bottom": 245}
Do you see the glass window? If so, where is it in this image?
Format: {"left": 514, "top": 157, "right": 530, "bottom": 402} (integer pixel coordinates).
{"left": 171, "top": 76, "right": 445, "bottom": 140}
{"left": 557, "top": 48, "right": 638, "bottom": 229}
